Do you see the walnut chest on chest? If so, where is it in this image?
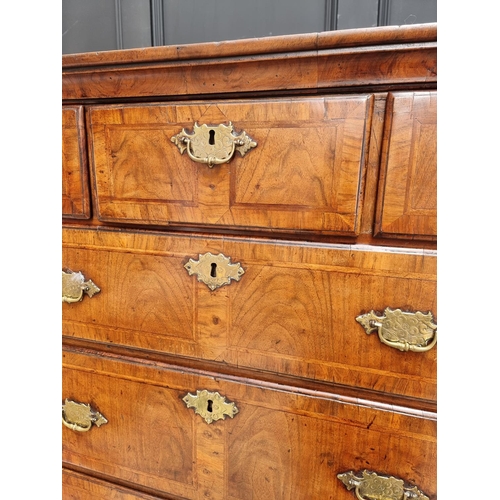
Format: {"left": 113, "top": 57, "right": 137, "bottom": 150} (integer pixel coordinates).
{"left": 62, "top": 23, "right": 437, "bottom": 500}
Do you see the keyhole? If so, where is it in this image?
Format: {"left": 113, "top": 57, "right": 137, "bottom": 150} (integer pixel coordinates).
{"left": 210, "top": 262, "right": 217, "bottom": 278}
{"left": 207, "top": 400, "right": 213, "bottom": 412}
{"left": 208, "top": 129, "right": 216, "bottom": 145}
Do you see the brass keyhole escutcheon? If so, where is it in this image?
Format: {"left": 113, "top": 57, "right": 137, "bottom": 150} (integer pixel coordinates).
{"left": 184, "top": 252, "right": 244, "bottom": 290}
{"left": 183, "top": 390, "right": 239, "bottom": 424}
{"left": 171, "top": 122, "right": 257, "bottom": 168}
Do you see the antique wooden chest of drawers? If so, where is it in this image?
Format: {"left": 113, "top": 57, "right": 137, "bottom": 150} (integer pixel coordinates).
{"left": 62, "top": 23, "right": 437, "bottom": 499}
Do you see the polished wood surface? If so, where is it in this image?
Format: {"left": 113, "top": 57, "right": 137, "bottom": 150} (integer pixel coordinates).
{"left": 63, "top": 347, "right": 436, "bottom": 499}
{"left": 89, "top": 96, "right": 372, "bottom": 235}
{"left": 63, "top": 469, "right": 165, "bottom": 500}
{"left": 62, "top": 23, "right": 437, "bottom": 500}
{"left": 62, "top": 106, "right": 90, "bottom": 219}
{"left": 63, "top": 227, "right": 436, "bottom": 402}
{"left": 62, "top": 25, "right": 436, "bottom": 101}
{"left": 62, "top": 23, "right": 437, "bottom": 67}
{"left": 375, "top": 91, "right": 437, "bottom": 240}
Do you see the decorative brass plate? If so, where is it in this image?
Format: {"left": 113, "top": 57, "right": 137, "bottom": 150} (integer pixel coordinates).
{"left": 182, "top": 390, "right": 239, "bottom": 424}
{"left": 62, "top": 269, "right": 100, "bottom": 303}
{"left": 337, "top": 470, "right": 429, "bottom": 500}
{"left": 184, "top": 252, "right": 244, "bottom": 290}
{"left": 356, "top": 307, "right": 437, "bottom": 352}
{"left": 171, "top": 122, "right": 257, "bottom": 168}
{"left": 62, "top": 399, "right": 108, "bottom": 432}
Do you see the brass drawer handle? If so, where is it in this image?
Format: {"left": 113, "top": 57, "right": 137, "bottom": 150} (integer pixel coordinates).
{"left": 356, "top": 307, "right": 437, "bottom": 353}
{"left": 184, "top": 252, "right": 244, "bottom": 290}
{"left": 171, "top": 122, "right": 257, "bottom": 168}
{"left": 62, "top": 269, "right": 100, "bottom": 303}
{"left": 183, "top": 390, "right": 239, "bottom": 424}
{"left": 338, "top": 470, "right": 429, "bottom": 500}
{"left": 62, "top": 399, "right": 108, "bottom": 432}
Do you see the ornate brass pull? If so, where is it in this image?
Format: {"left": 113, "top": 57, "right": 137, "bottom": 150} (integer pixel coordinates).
{"left": 183, "top": 390, "right": 239, "bottom": 424}
{"left": 356, "top": 307, "right": 437, "bottom": 353}
{"left": 62, "top": 399, "right": 108, "bottom": 432}
{"left": 184, "top": 252, "right": 244, "bottom": 290}
{"left": 337, "top": 470, "right": 429, "bottom": 500}
{"left": 171, "top": 122, "right": 257, "bottom": 168}
{"left": 62, "top": 269, "right": 100, "bottom": 303}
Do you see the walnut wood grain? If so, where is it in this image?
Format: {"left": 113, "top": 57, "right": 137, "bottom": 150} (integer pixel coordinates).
{"left": 63, "top": 226, "right": 436, "bottom": 402}
{"left": 62, "top": 23, "right": 437, "bottom": 68}
{"left": 63, "top": 355, "right": 194, "bottom": 496}
{"left": 62, "top": 106, "right": 91, "bottom": 219}
{"left": 63, "top": 335, "right": 438, "bottom": 414}
{"left": 62, "top": 25, "right": 436, "bottom": 101}
{"left": 359, "top": 93, "right": 388, "bottom": 237}
{"left": 88, "top": 96, "right": 372, "bottom": 235}
{"left": 63, "top": 348, "right": 436, "bottom": 500}
{"left": 375, "top": 91, "right": 437, "bottom": 240}
{"left": 62, "top": 24, "right": 438, "bottom": 499}
{"left": 63, "top": 469, "right": 166, "bottom": 500}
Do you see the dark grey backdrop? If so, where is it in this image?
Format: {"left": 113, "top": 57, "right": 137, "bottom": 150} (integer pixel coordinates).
{"left": 62, "top": 0, "right": 436, "bottom": 54}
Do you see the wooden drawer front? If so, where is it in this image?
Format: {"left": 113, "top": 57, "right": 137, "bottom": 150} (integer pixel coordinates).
{"left": 63, "top": 469, "right": 163, "bottom": 500}
{"left": 63, "top": 349, "right": 436, "bottom": 499}
{"left": 63, "top": 106, "right": 91, "bottom": 219}
{"left": 375, "top": 91, "right": 437, "bottom": 240}
{"left": 63, "top": 228, "right": 437, "bottom": 402}
{"left": 63, "top": 353, "right": 194, "bottom": 497}
{"left": 89, "top": 96, "right": 373, "bottom": 235}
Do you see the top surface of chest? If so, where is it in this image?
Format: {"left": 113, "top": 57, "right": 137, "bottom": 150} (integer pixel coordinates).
{"left": 62, "top": 23, "right": 437, "bottom": 101}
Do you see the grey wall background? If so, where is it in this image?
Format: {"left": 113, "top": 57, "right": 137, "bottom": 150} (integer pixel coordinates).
{"left": 62, "top": 0, "right": 436, "bottom": 54}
